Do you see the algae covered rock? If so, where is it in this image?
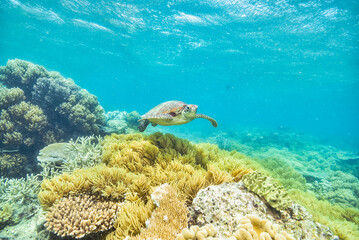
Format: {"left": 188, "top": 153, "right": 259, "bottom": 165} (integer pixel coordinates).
{"left": 189, "top": 182, "right": 337, "bottom": 240}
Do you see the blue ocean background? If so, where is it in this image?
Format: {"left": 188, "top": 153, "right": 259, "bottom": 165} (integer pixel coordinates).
{"left": 0, "top": 0, "right": 358, "bottom": 149}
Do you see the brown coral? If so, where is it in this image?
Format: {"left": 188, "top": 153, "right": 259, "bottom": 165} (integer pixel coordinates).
{"left": 0, "top": 101, "right": 48, "bottom": 147}
{"left": 0, "top": 153, "right": 27, "bottom": 177}
{"left": 0, "top": 86, "right": 25, "bottom": 109}
{"left": 0, "top": 59, "right": 49, "bottom": 96}
{"left": 131, "top": 184, "right": 189, "bottom": 240}
{"left": 44, "top": 194, "right": 122, "bottom": 239}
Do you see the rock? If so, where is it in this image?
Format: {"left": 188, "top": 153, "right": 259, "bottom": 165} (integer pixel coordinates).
{"left": 189, "top": 182, "right": 337, "bottom": 240}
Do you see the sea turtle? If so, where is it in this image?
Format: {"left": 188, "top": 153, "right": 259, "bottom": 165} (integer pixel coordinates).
{"left": 138, "top": 100, "right": 218, "bottom": 132}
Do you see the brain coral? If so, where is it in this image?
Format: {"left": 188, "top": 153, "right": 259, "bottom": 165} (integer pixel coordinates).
{"left": 233, "top": 215, "right": 294, "bottom": 240}
{"left": 242, "top": 171, "right": 292, "bottom": 211}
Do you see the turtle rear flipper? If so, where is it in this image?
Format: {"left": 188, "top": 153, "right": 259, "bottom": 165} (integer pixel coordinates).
{"left": 194, "top": 114, "right": 218, "bottom": 127}
{"left": 138, "top": 119, "right": 150, "bottom": 132}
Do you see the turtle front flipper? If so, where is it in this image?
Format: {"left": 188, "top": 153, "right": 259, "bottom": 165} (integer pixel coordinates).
{"left": 194, "top": 114, "right": 218, "bottom": 127}
{"left": 138, "top": 119, "right": 150, "bottom": 132}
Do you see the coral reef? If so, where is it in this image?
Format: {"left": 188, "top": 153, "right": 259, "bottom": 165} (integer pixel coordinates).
{"left": 38, "top": 133, "right": 250, "bottom": 239}
{"left": 56, "top": 89, "right": 105, "bottom": 133}
{"left": 37, "top": 135, "right": 103, "bottom": 179}
{"left": 124, "top": 111, "right": 141, "bottom": 130}
{"left": 309, "top": 171, "right": 359, "bottom": 209}
{"left": 0, "top": 59, "right": 48, "bottom": 97}
{"left": 44, "top": 194, "right": 122, "bottom": 238}
{"left": 0, "top": 59, "right": 106, "bottom": 176}
{"left": 36, "top": 132, "right": 359, "bottom": 240}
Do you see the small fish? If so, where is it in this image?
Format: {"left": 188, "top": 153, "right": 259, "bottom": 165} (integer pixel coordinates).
{"left": 0, "top": 149, "right": 19, "bottom": 153}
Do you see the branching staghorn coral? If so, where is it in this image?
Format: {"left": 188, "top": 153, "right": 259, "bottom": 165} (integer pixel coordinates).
{"left": 44, "top": 194, "right": 122, "bottom": 238}
{"left": 38, "top": 135, "right": 103, "bottom": 180}
{"left": 0, "top": 174, "right": 41, "bottom": 205}
{"left": 0, "top": 174, "right": 41, "bottom": 224}
{"left": 62, "top": 135, "right": 103, "bottom": 173}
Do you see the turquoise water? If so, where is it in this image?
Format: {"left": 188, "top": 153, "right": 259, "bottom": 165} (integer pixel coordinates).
{"left": 1, "top": 0, "right": 358, "bottom": 148}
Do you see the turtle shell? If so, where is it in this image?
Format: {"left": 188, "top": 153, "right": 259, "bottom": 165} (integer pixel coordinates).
{"left": 142, "top": 100, "right": 186, "bottom": 119}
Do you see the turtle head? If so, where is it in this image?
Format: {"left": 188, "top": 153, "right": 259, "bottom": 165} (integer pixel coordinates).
{"left": 182, "top": 104, "right": 198, "bottom": 119}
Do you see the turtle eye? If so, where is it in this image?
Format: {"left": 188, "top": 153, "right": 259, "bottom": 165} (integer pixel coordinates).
{"left": 184, "top": 105, "right": 190, "bottom": 111}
